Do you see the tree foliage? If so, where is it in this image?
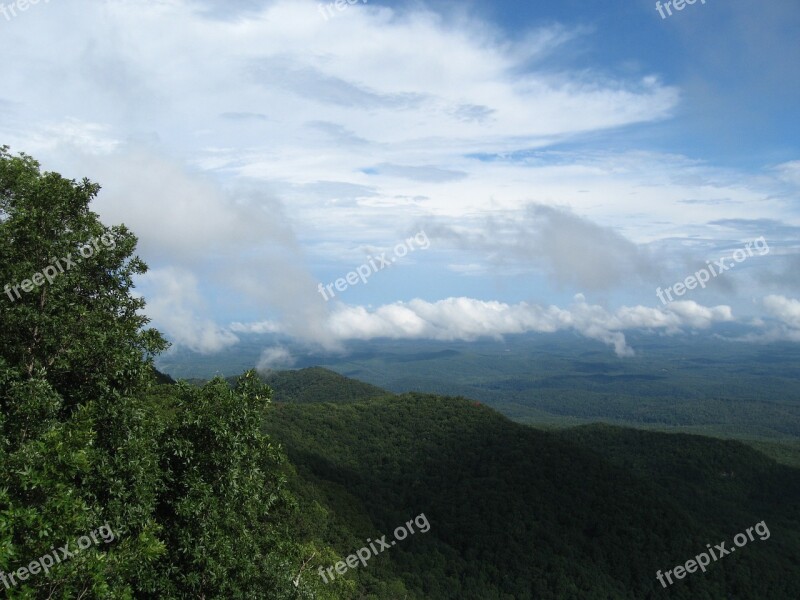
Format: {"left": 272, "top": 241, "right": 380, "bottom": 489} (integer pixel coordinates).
{"left": 0, "top": 147, "right": 336, "bottom": 598}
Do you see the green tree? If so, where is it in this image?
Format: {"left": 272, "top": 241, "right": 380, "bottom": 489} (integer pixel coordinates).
{"left": 0, "top": 146, "right": 165, "bottom": 401}
{"left": 0, "top": 146, "right": 168, "bottom": 598}
{"left": 145, "top": 372, "right": 349, "bottom": 599}
{"left": 0, "top": 147, "right": 340, "bottom": 598}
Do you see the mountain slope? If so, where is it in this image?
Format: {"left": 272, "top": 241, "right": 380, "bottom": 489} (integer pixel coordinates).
{"left": 259, "top": 366, "right": 391, "bottom": 404}
{"left": 261, "top": 372, "right": 800, "bottom": 599}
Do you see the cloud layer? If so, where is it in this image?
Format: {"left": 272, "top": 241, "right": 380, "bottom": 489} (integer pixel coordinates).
{"left": 0, "top": 0, "right": 797, "bottom": 359}
{"left": 234, "top": 295, "right": 734, "bottom": 358}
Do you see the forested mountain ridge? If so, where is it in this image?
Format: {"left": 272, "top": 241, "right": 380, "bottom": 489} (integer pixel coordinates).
{"left": 255, "top": 366, "right": 390, "bottom": 404}
{"left": 254, "top": 368, "right": 800, "bottom": 599}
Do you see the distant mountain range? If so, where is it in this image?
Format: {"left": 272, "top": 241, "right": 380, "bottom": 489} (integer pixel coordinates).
{"left": 160, "top": 331, "right": 800, "bottom": 463}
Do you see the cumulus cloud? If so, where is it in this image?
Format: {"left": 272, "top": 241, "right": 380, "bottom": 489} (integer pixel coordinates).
{"left": 71, "top": 149, "right": 331, "bottom": 346}
{"left": 235, "top": 295, "right": 734, "bottom": 357}
{"left": 141, "top": 268, "right": 240, "bottom": 354}
{"left": 764, "top": 295, "right": 800, "bottom": 328}
{"left": 729, "top": 295, "right": 800, "bottom": 343}
{"left": 256, "top": 346, "right": 296, "bottom": 373}
{"left": 759, "top": 295, "right": 800, "bottom": 341}
{"left": 153, "top": 289, "right": 754, "bottom": 360}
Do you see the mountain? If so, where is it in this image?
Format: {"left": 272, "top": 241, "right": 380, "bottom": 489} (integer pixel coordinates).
{"left": 156, "top": 333, "right": 800, "bottom": 445}
{"left": 260, "top": 366, "right": 391, "bottom": 404}
{"left": 260, "top": 369, "right": 800, "bottom": 599}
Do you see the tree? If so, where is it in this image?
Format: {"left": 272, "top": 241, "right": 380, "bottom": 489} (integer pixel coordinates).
{"left": 0, "top": 145, "right": 166, "bottom": 402}
{"left": 145, "top": 372, "right": 348, "bottom": 598}
{"left": 0, "top": 147, "right": 340, "bottom": 598}
{"left": 0, "top": 146, "right": 170, "bottom": 598}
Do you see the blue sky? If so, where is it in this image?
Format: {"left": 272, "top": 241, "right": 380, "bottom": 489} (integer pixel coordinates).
{"left": 1, "top": 0, "right": 798, "bottom": 362}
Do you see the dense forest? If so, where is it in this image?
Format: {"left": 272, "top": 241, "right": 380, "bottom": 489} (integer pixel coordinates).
{"left": 3, "top": 149, "right": 799, "bottom": 598}
{"left": 259, "top": 372, "right": 800, "bottom": 599}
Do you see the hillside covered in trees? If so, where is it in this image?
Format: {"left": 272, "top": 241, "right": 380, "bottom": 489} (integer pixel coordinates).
{"left": 258, "top": 371, "right": 800, "bottom": 599}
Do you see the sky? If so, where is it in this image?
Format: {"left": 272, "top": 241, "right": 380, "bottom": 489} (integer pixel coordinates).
{"left": 1, "top": 0, "right": 799, "bottom": 363}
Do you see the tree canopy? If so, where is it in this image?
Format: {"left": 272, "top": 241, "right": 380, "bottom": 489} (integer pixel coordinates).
{"left": 0, "top": 147, "right": 340, "bottom": 598}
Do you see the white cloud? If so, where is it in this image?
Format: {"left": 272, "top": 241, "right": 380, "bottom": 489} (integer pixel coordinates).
{"left": 142, "top": 267, "right": 240, "bottom": 354}
{"left": 69, "top": 149, "right": 330, "bottom": 345}
{"left": 662, "top": 301, "right": 734, "bottom": 329}
{"left": 762, "top": 295, "right": 800, "bottom": 340}
{"left": 764, "top": 295, "right": 800, "bottom": 328}
{"left": 428, "top": 203, "right": 658, "bottom": 290}
{"left": 156, "top": 287, "right": 749, "bottom": 359}
{"left": 729, "top": 295, "right": 800, "bottom": 343}
{"left": 774, "top": 161, "right": 800, "bottom": 187}
{"left": 315, "top": 295, "right": 735, "bottom": 357}
{"left": 256, "top": 346, "right": 295, "bottom": 373}
{"left": 230, "top": 320, "right": 282, "bottom": 334}
{"left": 0, "top": 0, "right": 797, "bottom": 347}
